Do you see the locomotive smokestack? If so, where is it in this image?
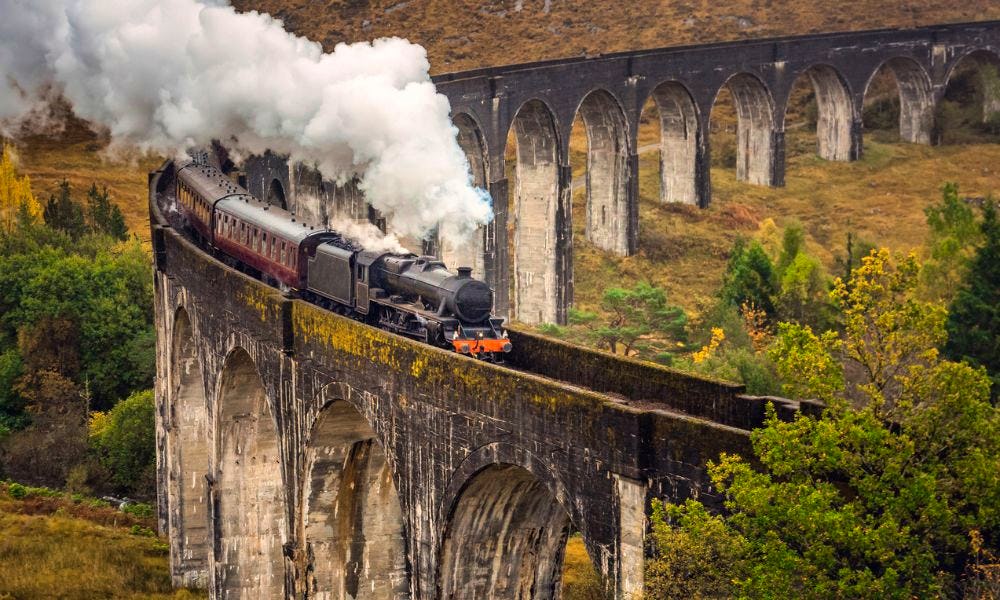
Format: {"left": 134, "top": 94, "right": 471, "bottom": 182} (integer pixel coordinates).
{"left": 457, "top": 267, "right": 472, "bottom": 279}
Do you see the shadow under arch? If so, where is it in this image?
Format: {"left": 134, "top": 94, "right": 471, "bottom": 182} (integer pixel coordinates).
{"left": 267, "top": 177, "right": 287, "bottom": 210}
{"left": 300, "top": 388, "right": 410, "bottom": 599}
{"left": 863, "top": 57, "right": 934, "bottom": 144}
{"left": 168, "top": 307, "right": 211, "bottom": 588}
{"left": 214, "top": 347, "right": 287, "bottom": 598}
{"left": 712, "top": 72, "right": 777, "bottom": 187}
{"left": 440, "top": 112, "right": 489, "bottom": 279}
{"left": 783, "top": 64, "right": 856, "bottom": 162}
{"left": 573, "top": 88, "right": 631, "bottom": 256}
{"left": 940, "top": 48, "right": 1000, "bottom": 134}
{"left": 646, "top": 80, "right": 701, "bottom": 205}
{"left": 505, "top": 98, "right": 562, "bottom": 325}
{"left": 437, "top": 444, "right": 605, "bottom": 599}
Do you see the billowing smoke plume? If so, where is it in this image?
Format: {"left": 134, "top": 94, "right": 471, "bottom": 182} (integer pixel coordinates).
{"left": 328, "top": 216, "right": 410, "bottom": 255}
{"left": 0, "top": 0, "right": 492, "bottom": 242}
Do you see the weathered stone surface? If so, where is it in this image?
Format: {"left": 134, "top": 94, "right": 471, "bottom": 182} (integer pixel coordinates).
{"left": 152, "top": 166, "right": 760, "bottom": 599}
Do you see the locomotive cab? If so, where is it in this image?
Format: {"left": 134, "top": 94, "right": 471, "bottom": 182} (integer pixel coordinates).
{"left": 355, "top": 251, "right": 389, "bottom": 315}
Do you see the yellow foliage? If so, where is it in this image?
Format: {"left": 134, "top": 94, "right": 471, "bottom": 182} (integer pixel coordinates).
{"left": 740, "top": 301, "right": 771, "bottom": 353}
{"left": 0, "top": 143, "right": 41, "bottom": 232}
{"left": 692, "top": 327, "right": 725, "bottom": 364}
{"left": 88, "top": 410, "right": 110, "bottom": 445}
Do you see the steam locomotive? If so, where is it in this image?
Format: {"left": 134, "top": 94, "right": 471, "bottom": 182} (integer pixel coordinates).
{"left": 168, "top": 161, "right": 511, "bottom": 360}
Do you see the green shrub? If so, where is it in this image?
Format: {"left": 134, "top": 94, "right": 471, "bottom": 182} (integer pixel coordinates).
{"left": 8, "top": 482, "right": 26, "bottom": 499}
{"left": 121, "top": 502, "right": 155, "bottom": 520}
{"left": 128, "top": 524, "right": 155, "bottom": 537}
{"left": 90, "top": 389, "right": 155, "bottom": 495}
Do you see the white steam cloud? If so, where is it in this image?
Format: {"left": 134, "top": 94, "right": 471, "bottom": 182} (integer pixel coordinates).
{"left": 328, "top": 216, "right": 410, "bottom": 255}
{"left": 0, "top": 0, "right": 493, "bottom": 242}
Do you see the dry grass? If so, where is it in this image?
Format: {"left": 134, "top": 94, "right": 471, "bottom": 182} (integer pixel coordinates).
{"left": 0, "top": 512, "right": 202, "bottom": 600}
{"left": 233, "top": 1, "right": 1000, "bottom": 74}
{"left": 0, "top": 484, "right": 204, "bottom": 599}
{"left": 561, "top": 534, "right": 606, "bottom": 600}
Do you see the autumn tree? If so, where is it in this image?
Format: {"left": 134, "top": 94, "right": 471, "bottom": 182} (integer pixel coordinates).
{"left": 0, "top": 143, "right": 41, "bottom": 233}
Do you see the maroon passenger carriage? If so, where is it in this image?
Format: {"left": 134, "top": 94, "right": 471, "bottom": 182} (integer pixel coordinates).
{"left": 176, "top": 162, "right": 336, "bottom": 291}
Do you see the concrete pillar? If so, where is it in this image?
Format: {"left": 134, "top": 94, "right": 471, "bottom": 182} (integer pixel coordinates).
{"left": 885, "top": 58, "right": 934, "bottom": 145}
{"left": 626, "top": 153, "right": 639, "bottom": 255}
{"left": 487, "top": 178, "right": 509, "bottom": 320}
{"left": 850, "top": 117, "right": 864, "bottom": 161}
{"left": 695, "top": 130, "right": 712, "bottom": 208}
{"left": 510, "top": 100, "right": 560, "bottom": 325}
{"left": 771, "top": 130, "right": 786, "bottom": 188}
{"left": 976, "top": 60, "right": 1000, "bottom": 122}
{"left": 556, "top": 164, "right": 573, "bottom": 326}
{"left": 214, "top": 350, "right": 287, "bottom": 599}
{"left": 615, "top": 475, "right": 646, "bottom": 599}
{"left": 806, "top": 65, "right": 856, "bottom": 162}
{"left": 299, "top": 402, "right": 408, "bottom": 600}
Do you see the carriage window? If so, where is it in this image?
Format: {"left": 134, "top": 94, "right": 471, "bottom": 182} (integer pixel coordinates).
{"left": 279, "top": 242, "right": 286, "bottom": 264}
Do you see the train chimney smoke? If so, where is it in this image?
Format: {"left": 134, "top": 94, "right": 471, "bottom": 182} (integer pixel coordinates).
{"left": 0, "top": 0, "right": 493, "bottom": 244}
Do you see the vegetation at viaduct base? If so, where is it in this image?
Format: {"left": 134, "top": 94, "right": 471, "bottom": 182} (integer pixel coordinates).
{"left": 0, "top": 144, "right": 156, "bottom": 500}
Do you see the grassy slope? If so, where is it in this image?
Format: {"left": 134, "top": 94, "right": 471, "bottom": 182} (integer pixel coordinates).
{"left": 232, "top": 0, "right": 1000, "bottom": 75}
{"left": 0, "top": 485, "right": 204, "bottom": 599}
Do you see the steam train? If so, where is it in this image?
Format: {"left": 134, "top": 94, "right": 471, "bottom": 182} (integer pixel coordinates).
{"left": 168, "top": 161, "right": 511, "bottom": 360}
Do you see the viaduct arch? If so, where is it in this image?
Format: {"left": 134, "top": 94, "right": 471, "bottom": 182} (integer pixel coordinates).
{"left": 271, "top": 20, "right": 1000, "bottom": 326}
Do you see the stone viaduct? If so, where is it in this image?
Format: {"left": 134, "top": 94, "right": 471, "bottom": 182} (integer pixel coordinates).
{"left": 155, "top": 20, "right": 994, "bottom": 599}
{"left": 251, "top": 20, "right": 1000, "bottom": 325}
{"left": 151, "top": 161, "right": 819, "bottom": 598}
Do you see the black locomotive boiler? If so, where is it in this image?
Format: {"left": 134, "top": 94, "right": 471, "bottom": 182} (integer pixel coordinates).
{"left": 170, "top": 161, "right": 512, "bottom": 359}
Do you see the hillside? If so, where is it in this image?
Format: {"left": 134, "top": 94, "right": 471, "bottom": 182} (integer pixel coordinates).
{"left": 233, "top": 0, "right": 1000, "bottom": 74}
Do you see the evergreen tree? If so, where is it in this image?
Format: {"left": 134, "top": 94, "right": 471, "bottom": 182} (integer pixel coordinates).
{"left": 945, "top": 200, "right": 1000, "bottom": 397}
{"left": 720, "top": 238, "right": 778, "bottom": 318}
{"left": 569, "top": 281, "right": 688, "bottom": 361}
{"left": 43, "top": 180, "right": 87, "bottom": 239}
{"left": 86, "top": 183, "right": 127, "bottom": 240}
